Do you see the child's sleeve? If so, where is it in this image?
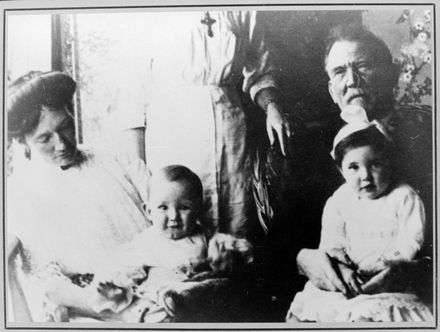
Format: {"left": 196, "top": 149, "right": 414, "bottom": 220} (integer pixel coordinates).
{"left": 318, "top": 195, "right": 348, "bottom": 252}
{"left": 381, "top": 186, "right": 425, "bottom": 262}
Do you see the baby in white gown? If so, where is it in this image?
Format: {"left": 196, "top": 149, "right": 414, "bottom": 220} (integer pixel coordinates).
{"left": 87, "top": 165, "right": 252, "bottom": 322}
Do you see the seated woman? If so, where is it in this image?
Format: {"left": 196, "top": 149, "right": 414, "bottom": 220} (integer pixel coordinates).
{"left": 6, "top": 71, "right": 150, "bottom": 322}
{"left": 6, "top": 72, "right": 258, "bottom": 322}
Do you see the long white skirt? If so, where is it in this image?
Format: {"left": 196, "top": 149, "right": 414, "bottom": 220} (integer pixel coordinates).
{"left": 286, "top": 281, "right": 434, "bottom": 322}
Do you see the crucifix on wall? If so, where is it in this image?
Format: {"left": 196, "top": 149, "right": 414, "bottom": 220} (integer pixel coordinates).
{"left": 201, "top": 12, "right": 216, "bottom": 37}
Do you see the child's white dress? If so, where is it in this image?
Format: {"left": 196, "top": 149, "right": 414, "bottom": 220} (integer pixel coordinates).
{"left": 287, "top": 183, "right": 433, "bottom": 322}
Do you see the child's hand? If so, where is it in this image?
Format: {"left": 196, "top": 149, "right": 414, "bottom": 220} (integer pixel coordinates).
{"left": 208, "top": 233, "right": 253, "bottom": 273}
{"left": 337, "top": 263, "right": 363, "bottom": 298}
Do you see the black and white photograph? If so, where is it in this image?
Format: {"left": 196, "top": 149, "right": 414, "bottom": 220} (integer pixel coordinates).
{"left": 1, "top": 0, "right": 437, "bottom": 329}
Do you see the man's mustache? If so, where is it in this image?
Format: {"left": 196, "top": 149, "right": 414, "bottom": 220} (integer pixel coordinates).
{"left": 345, "top": 89, "right": 368, "bottom": 102}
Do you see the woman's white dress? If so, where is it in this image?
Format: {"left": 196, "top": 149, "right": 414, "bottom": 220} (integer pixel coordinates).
{"left": 7, "top": 150, "right": 150, "bottom": 321}
{"left": 116, "top": 10, "right": 278, "bottom": 237}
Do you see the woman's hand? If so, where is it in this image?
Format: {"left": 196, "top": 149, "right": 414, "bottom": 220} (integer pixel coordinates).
{"left": 94, "top": 264, "right": 147, "bottom": 289}
{"left": 87, "top": 286, "right": 117, "bottom": 314}
{"left": 296, "top": 248, "right": 349, "bottom": 295}
{"left": 87, "top": 282, "right": 133, "bottom": 314}
{"left": 111, "top": 266, "right": 147, "bottom": 288}
{"left": 266, "top": 103, "right": 291, "bottom": 156}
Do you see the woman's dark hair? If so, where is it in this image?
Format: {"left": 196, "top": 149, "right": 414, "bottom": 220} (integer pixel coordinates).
{"left": 7, "top": 71, "right": 76, "bottom": 142}
{"left": 334, "top": 126, "right": 394, "bottom": 169}
{"left": 149, "top": 165, "right": 204, "bottom": 206}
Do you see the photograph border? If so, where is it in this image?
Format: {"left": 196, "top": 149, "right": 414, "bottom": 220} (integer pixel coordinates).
{"left": 1, "top": 0, "right": 437, "bottom": 331}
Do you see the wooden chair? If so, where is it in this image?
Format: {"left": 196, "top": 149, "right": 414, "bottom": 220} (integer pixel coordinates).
{"left": 7, "top": 235, "right": 33, "bottom": 322}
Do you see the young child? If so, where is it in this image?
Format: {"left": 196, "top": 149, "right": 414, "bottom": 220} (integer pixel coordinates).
{"left": 286, "top": 122, "right": 433, "bottom": 322}
{"left": 86, "top": 165, "right": 253, "bottom": 322}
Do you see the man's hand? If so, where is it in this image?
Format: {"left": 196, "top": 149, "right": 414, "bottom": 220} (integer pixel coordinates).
{"left": 326, "top": 247, "right": 355, "bottom": 267}
{"left": 338, "top": 263, "right": 363, "bottom": 298}
{"left": 266, "top": 103, "right": 291, "bottom": 156}
{"left": 296, "top": 248, "right": 349, "bottom": 295}
{"left": 360, "top": 258, "right": 430, "bottom": 295}
{"left": 329, "top": 248, "right": 363, "bottom": 298}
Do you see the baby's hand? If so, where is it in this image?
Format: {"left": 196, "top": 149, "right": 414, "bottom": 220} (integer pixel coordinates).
{"left": 208, "top": 233, "right": 253, "bottom": 273}
{"left": 338, "top": 263, "right": 363, "bottom": 299}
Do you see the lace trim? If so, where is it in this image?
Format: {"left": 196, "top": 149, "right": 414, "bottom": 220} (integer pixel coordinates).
{"left": 343, "top": 293, "right": 433, "bottom": 322}
{"left": 287, "top": 290, "right": 433, "bottom": 322}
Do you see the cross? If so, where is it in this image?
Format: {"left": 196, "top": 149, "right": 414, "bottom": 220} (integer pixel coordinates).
{"left": 201, "top": 12, "right": 216, "bottom": 38}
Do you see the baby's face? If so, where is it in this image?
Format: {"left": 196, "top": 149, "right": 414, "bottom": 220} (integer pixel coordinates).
{"left": 148, "top": 179, "right": 200, "bottom": 240}
{"left": 340, "top": 145, "right": 390, "bottom": 200}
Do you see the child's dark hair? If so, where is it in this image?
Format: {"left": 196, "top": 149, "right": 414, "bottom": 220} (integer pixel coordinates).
{"left": 149, "top": 165, "right": 203, "bottom": 206}
{"left": 334, "top": 126, "right": 394, "bottom": 169}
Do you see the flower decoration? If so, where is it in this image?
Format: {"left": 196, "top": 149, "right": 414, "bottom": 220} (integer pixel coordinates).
{"left": 413, "top": 20, "right": 424, "bottom": 31}
{"left": 424, "top": 9, "right": 431, "bottom": 22}
{"left": 423, "top": 51, "right": 432, "bottom": 64}
{"left": 400, "top": 72, "right": 413, "bottom": 83}
{"left": 405, "top": 64, "right": 415, "bottom": 72}
{"left": 394, "top": 8, "right": 432, "bottom": 106}
{"left": 400, "top": 44, "right": 410, "bottom": 55}
{"left": 417, "top": 31, "right": 428, "bottom": 42}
